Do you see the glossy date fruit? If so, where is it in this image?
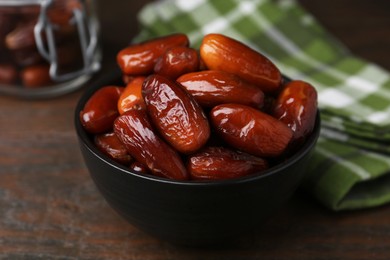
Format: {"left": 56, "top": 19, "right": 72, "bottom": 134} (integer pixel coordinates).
{"left": 117, "top": 33, "right": 189, "bottom": 76}
{"left": 94, "top": 132, "right": 132, "bottom": 165}
{"left": 117, "top": 76, "right": 146, "bottom": 114}
{"left": 80, "top": 33, "right": 319, "bottom": 182}
{"left": 273, "top": 80, "right": 318, "bottom": 142}
{"left": 200, "top": 33, "right": 282, "bottom": 93}
{"left": 188, "top": 146, "right": 269, "bottom": 180}
{"left": 143, "top": 74, "right": 210, "bottom": 154}
{"left": 20, "top": 64, "right": 53, "bottom": 88}
{"left": 154, "top": 46, "right": 199, "bottom": 79}
{"left": 80, "top": 86, "right": 124, "bottom": 134}
{"left": 129, "top": 161, "right": 150, "bottom": 175}
{"left": 114, "top": 109, "right": 189, "bottom": 180}
{"left": 210, "top": 104, "right": 293, "bottom": 157}
{"left": 0, "top": 14, "right": 14, "bottom": 49}
{"left": 47, "top": 0, "right": 82, "bottom": 26}
{"left": 5, "top": 20, "right": 36, "bottom": 50}
{"left": 177, "top": 70, "right": 264, "bottom": 108}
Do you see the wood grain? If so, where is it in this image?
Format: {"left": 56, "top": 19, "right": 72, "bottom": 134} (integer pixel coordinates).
{"left": 1, "top": 0, "right": 390, "bottom": 259}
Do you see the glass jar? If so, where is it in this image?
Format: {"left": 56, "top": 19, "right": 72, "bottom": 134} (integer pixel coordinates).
{"left": 0, "top": 0, "right": 100, "bottom": 98}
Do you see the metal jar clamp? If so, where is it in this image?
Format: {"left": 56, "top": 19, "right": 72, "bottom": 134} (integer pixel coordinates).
{"left": 34, "top": 0, "right": 100, "bottom": 82}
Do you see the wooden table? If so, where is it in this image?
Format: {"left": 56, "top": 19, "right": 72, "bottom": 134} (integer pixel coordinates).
{"left": 1, "top": 0, "right": 389, "bottom": 259}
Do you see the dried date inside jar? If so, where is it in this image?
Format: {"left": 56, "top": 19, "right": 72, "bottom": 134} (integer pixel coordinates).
{"left": 0, "top": 0, "right": 101, "bottom": 98}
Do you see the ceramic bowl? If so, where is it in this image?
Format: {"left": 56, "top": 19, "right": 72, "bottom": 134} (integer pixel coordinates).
{"left": 74, "top": 71, "right": 320, "bottom": 246}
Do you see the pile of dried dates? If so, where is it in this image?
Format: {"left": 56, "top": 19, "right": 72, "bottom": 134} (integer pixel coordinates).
{"left": 80, "top": 33, "right": 318, "bottom": 181}
{"left": 0, "top": 0, "right": 83, "bottom": 88}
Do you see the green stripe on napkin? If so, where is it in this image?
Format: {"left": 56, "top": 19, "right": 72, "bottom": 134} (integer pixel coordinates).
{"left": 305, "top": 137, "right": 390, "bottom": 210}
{"left": 135, "top": 0, "right": 390, "bottom": 210}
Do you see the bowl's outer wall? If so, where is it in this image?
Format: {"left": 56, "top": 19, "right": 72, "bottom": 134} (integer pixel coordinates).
{"left": 78, "top": 136, "right": 316, "bottom": 246}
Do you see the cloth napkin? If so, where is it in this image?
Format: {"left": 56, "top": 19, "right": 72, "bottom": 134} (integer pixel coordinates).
{"left": 134, "top": 0, "right": 390, "bottom": 210}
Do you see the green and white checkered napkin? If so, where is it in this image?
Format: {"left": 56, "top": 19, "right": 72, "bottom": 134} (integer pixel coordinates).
{"left": 134, "top": 0, "right": 390, "bottom": 210}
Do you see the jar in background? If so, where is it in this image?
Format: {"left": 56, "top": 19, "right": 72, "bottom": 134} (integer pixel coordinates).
{"left": 0, "top": 0, "right": 100, "bottom": 98}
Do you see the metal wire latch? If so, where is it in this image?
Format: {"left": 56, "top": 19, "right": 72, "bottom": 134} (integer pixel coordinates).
{"left": 34, "top": 0, "right": 100, "bottom": 82}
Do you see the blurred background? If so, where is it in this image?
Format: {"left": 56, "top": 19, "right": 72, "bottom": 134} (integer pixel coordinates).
{"left": 97, "top": 0, "right": 390, "bottom": 70}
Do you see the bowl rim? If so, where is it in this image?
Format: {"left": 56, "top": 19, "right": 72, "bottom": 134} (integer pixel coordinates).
{"left": 74, "top": 69, "right": 320, "bottom": 187}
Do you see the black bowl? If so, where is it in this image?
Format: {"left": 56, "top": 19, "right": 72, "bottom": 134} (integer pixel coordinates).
{"left": 74, "top": 71, "right": 320, "bottom": 247}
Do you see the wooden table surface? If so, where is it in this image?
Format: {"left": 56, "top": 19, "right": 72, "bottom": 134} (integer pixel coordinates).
{"left": 1, "top": 0, "right": 389, "bottom": 259}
